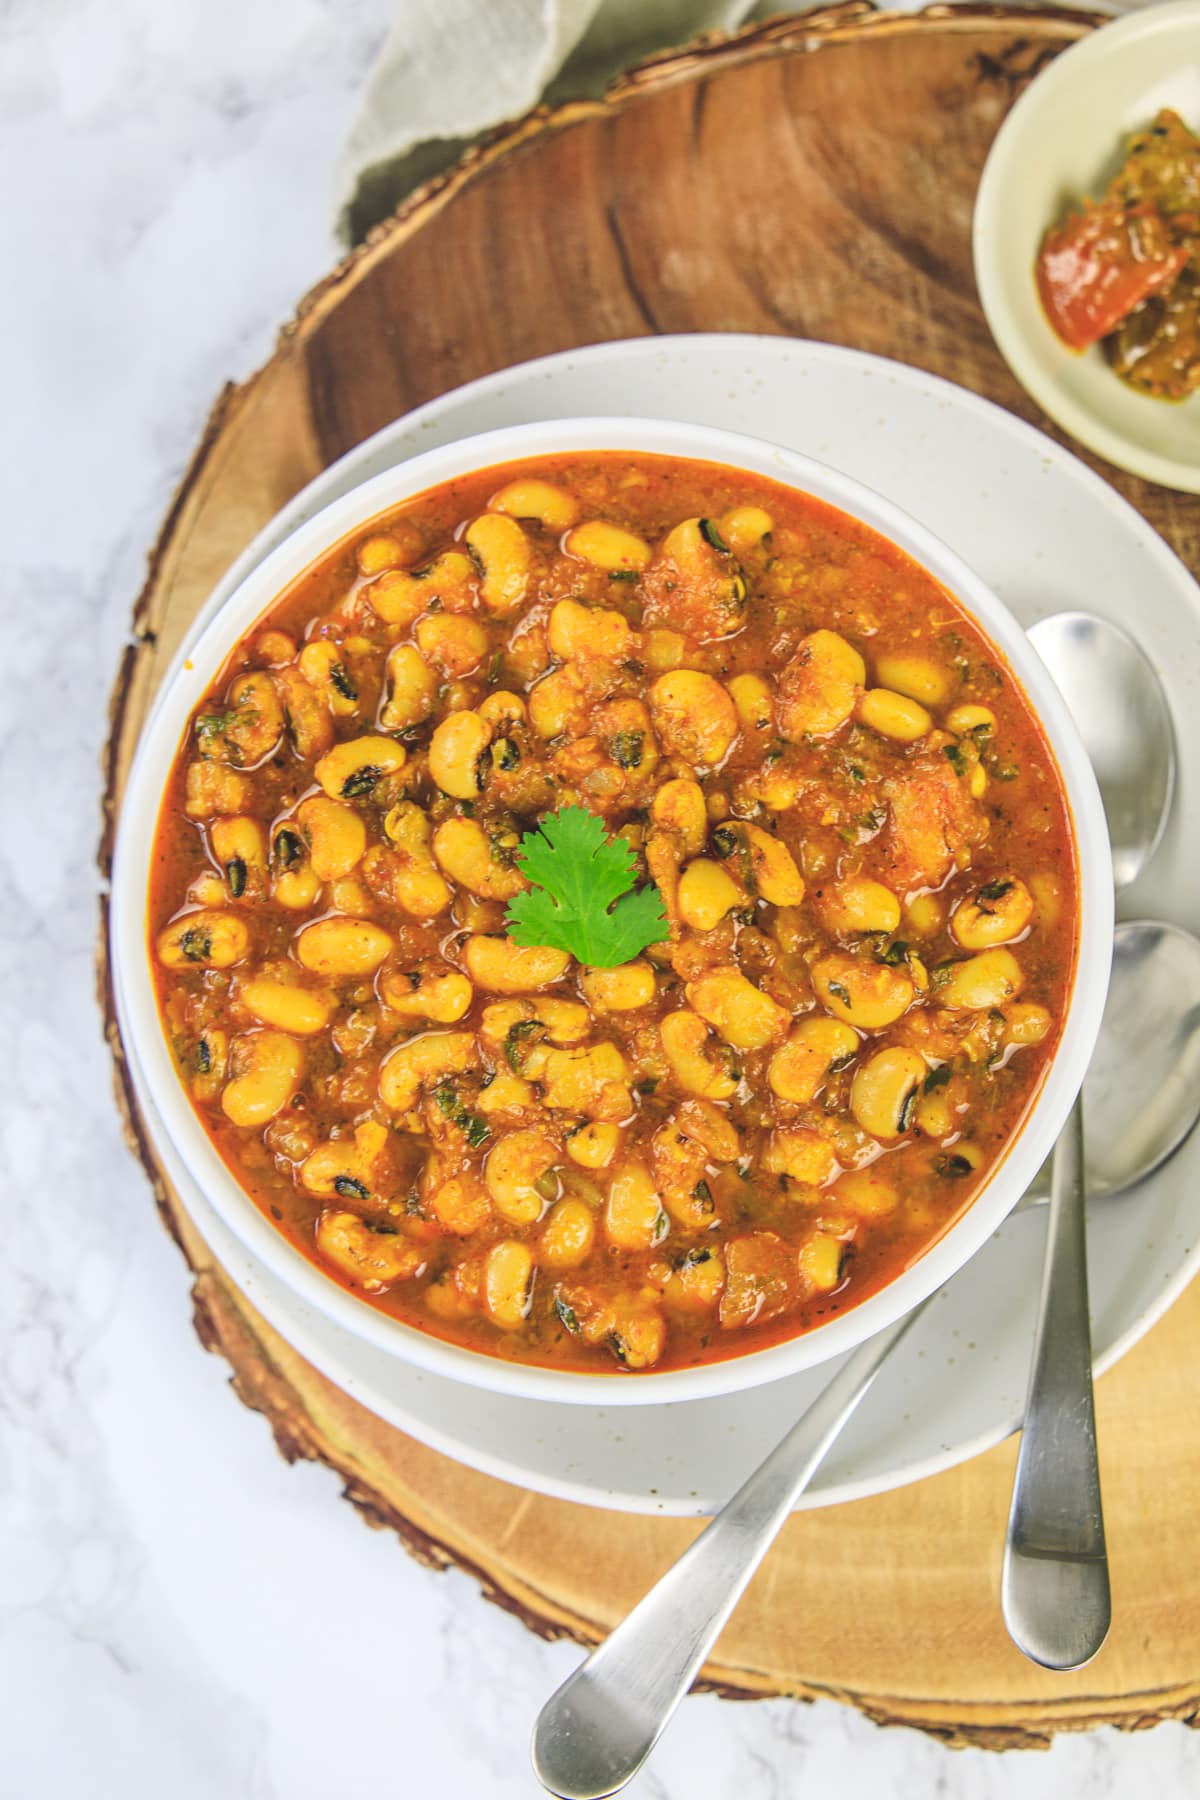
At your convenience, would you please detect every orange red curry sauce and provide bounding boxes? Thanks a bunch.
[148,453,1078,1373]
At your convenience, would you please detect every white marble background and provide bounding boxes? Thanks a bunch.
[2,1,1198,1795]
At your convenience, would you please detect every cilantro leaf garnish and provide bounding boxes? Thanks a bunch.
[504,805,668,967]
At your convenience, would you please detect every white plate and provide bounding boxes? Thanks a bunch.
[134,334,1200,1515]
[973,1,1200,492]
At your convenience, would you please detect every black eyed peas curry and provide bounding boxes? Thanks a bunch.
[149,453,1078,1373]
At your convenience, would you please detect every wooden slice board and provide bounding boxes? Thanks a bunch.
[99,3,1200,1745]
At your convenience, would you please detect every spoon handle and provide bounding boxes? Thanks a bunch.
[1002,1096,1110,1670]
[531,1304,925,1800]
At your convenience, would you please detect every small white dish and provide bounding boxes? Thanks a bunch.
[974,0,1200,493]
[113,335,1200,1514]
[110,411,1110,1410]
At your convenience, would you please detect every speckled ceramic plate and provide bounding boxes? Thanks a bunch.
[134,335,1200,1516]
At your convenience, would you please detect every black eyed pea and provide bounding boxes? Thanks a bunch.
[858,687,933,743]
[315,1209,426,1291]
[604,1159,669,1251]
[483,1240,536,1329]
[379,644,438,732]
[209,815,267,900]
[296,795,367,882]
[489,477,579,532]
[1003,1001,1052,1047]
[201,670,285,767]
[237,977,336,1036]
[677,857,742,932]
[426,1171,492,1236]
[478,689,527,731]
[528,665,586,739]
[565,1121,622,1169]
[579,961,656,1013]
[657,518,748,637]
[479,996,591,1052]
[719,505,774,553]
[185,760,252,820]
[313,734,407,802]
[539,1197,596,1269]
[433,816,527,901]
[295,917,394,979]
[563,520,652,575]
[475,1071,536,1115]
[950,877,1035,950]
[660,1009,739,1100]
[768,1016,861,1104]
[547,597,637,665]
[297,640,359,718]
[367,550,478,629]
[191,1027,228,1101]
[664,1247,726,1312]
[299,1119,388,1199]
[817,875,902,936]
[728,673,775,736]
[797,1226,849,1293]
[464,512,533,615]
[415,613,490,678]
[429,710,491,799]
[157,908,250,970]
[274,665,335,762]
[607,1298,667,1369]
[356,522,423,576]
[739,824,805,906]
[379,802,453,919]
[648,670,739,766]
[379,960,474,1024]
[812,951,915,1029]
[378,1029,479,1114]
[191,867,239,907]
[939,1140,984,1177]
[873,653,952,708]
[485,1129,559,1224]
[763,1127,839,1186]
[685,967,790,1052]
[1029,871,1063,929]
[902,890,944,938]
[253,629,296,667]
[220,1030,304,1127]
[945,702,997,737]
[916,1078,957,1140]
[777,629,866,741]
[832,1165,899,1217]
[534,1042,632,1119]
[934,947,1024,1010]
[463,935,571,993]
[270,826,322,912]
[650,777,708,856]
[849,1046,927,1139]
[328,875,372,917]
[676,1098,742,1163]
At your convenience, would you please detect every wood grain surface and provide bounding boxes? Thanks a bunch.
[99,3,1200,1745]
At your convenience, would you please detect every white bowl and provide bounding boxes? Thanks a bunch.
[110,416,1113,1407]
[974,1,1200,492]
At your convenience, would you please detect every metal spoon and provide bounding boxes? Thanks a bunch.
[532,612,1186,1796]
[1020,920,1200,1207]
[1002,611,1176,1672]
[531,916,1200,1800]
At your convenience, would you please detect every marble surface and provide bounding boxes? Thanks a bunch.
[3,1,1199,1795]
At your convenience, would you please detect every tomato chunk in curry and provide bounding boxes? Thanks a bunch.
[149,453,1078,1374]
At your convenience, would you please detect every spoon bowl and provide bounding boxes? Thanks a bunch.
[1021,919,1200,1205]
[1028,611,1174,888]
